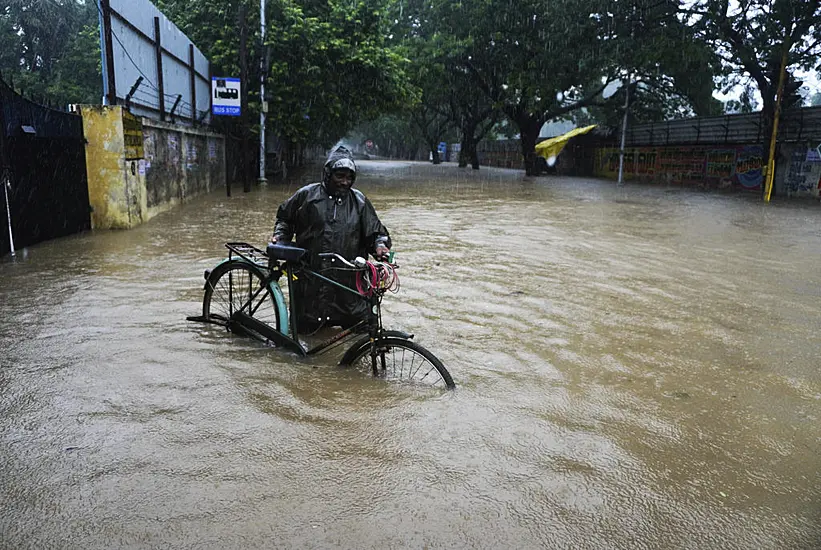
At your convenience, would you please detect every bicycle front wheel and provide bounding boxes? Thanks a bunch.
[203,261,283,333]
[347,337,455,389]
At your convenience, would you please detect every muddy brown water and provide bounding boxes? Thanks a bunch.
[1,160,820,549]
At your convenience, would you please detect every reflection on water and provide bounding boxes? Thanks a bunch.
[1,161,820,549]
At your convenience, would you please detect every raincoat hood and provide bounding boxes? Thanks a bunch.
[323,146,357,185]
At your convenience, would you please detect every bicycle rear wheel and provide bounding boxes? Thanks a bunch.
[203,261,283,333]
[346,337,455,389]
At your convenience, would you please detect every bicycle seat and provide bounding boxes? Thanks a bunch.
[266,242,307,262]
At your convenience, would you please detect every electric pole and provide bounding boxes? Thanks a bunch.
[239,4,250,192]
[258,0,268,185]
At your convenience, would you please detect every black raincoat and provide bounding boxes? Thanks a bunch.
[273,148,391,329]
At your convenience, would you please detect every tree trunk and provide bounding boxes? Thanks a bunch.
[429,142,441,164]
[507,110,543,176]
[520,123,541,176]
[470,145,480,170]
[761,93,776,198]
[458,136,468,168]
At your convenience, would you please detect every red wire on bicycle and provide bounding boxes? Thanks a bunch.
[357,261,399,296]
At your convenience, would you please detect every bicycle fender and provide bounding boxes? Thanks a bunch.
[338,330,414,366]
[269,283,289,337]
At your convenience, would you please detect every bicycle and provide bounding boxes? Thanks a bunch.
[187,242,455,389]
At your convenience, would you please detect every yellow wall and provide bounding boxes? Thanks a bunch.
[80,106,146,229]
[80,106,225,229]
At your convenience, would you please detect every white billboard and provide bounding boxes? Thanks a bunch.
[100,0,211,124]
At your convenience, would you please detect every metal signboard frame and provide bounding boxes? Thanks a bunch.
[99,0,212,124]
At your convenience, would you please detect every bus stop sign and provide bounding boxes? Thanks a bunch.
[212,77,241,116]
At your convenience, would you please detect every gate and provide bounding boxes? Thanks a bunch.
[1,79,90,257]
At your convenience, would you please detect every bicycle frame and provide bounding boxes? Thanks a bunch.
[187,242,458,389]
[222,242,400,358]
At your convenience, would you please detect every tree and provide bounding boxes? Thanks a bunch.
[352,114,426,160]
[413,0,717,175]
[0,0,101,106]
[686,0,821,133]
[571,1,722,130]
[157,0,413,167]
[439,65,499,169]
[435,0,621,175]
[389,0,500,169]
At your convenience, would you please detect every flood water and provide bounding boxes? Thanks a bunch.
[1,160,820,549]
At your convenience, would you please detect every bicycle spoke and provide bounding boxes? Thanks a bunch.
[204,263,281,333]
[348,338,452,389]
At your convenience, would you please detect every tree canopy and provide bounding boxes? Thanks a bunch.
[687,0,821,117]
[1,0,818,175]
[0,0,101,106]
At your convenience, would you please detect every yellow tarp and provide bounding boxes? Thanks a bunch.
[535,124,597,160]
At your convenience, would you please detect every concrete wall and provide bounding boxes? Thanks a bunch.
[592,144,765,192]
[81,106,225,229]
[776,143,821,199]
[142,118,225,219]
[589,143,821,199]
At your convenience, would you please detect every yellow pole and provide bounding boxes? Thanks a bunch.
[764,49,788,202]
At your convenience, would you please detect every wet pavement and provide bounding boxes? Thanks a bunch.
[1,160,820,549]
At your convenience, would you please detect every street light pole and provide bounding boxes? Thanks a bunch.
[617,75,630,186]
[764,48,788,202]
[258,0,268,185]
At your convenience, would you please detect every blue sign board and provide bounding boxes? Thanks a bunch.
[212,77,241,117]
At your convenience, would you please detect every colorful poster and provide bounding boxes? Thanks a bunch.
[657,147,707,182]
[706,149,735,179]
[735,145,763,189]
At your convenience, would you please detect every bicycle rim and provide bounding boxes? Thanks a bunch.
[347,337,455,389]
[203,262,281,332]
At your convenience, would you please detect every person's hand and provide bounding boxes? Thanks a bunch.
[374,244,390,262]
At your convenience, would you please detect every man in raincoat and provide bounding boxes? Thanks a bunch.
[272,146,391,331]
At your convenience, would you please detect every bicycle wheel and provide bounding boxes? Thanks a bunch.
[203,261,283,333]
[346,337,455,389]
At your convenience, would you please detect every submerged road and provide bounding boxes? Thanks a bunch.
[1,160,820,548]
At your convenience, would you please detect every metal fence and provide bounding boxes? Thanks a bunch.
[626,106,821,147]
[1,79,90,257]
[99,0,211,124]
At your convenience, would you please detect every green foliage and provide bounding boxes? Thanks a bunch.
[689,0,821,114]
[351,114,426,159]
[573,1,723,128]
[0,0,101,106]
[158,0,413,148]
[267,0,413,146]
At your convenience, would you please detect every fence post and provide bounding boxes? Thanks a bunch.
[154,17,165,121]
[0,84,14,256]
[208,61,213,123]
[189,44,196,123]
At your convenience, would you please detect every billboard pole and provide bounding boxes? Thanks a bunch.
[258,0,268,185]
[99,0,117,105]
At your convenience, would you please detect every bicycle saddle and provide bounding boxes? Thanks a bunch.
[266,242,307,262]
